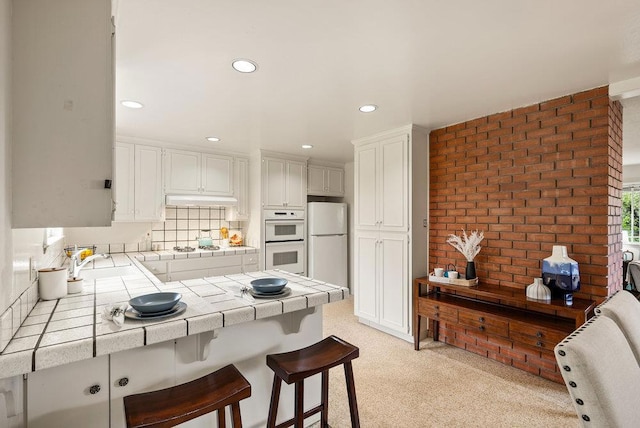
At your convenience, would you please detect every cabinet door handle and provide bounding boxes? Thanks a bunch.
[89,384,101,395]
[117,377,129,387]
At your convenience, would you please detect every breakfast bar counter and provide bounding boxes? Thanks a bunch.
[0,253,348,427]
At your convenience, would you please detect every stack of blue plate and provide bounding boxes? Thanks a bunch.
[250,278,290,297]
[127,292,185,318]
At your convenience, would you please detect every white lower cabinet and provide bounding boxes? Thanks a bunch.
[140,253,261,282]
[26,343,176,428]
[27,356,110,428]
[167,256,243,281]
[109,342,176,428]
[354,231,409,334]
[242,253,259,273]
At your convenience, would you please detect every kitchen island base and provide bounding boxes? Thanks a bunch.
[27,308,323,428]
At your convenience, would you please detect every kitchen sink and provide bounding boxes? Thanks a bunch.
[79,264,141,280]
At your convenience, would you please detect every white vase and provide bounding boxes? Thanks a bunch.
[526,277,551,301]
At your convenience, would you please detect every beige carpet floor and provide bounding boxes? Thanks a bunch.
[320,296,579,428]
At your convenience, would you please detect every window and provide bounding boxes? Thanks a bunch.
[43,227,64,253]
[622,187,640,243]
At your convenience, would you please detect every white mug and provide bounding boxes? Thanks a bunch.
[434,268,444,277]
[448,271,459,279]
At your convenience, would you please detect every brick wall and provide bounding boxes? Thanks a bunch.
[428,86,623,382]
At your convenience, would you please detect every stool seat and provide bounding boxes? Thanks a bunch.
[267,335,359,384]
[123,364,251,428]
[266,335,360,428]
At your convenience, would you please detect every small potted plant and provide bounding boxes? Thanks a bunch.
[446,229,484,280]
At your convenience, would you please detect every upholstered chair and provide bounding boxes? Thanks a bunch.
[555,315,640,427]
[594,290,640,364]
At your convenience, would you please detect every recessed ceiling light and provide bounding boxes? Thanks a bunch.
[359,104,377,113]
[302,144,313,149]
[232,59,258,73]
[121,100,144,109]
[206,136,220,142]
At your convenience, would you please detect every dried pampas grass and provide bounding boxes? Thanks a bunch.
[447,229,484,261]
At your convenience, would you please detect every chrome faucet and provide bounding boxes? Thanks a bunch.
[69,250,111,278]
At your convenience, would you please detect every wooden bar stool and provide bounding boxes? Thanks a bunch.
[123,364,251,428]
[266,335,360,428]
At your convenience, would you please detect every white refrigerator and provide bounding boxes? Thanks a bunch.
[307,202,348,288]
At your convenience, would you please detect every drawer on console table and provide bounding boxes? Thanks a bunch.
[509,320,572,351]
[418,298,458,322]
[458,309,509,337]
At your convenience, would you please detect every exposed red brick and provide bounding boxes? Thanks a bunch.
[428,85,621,380]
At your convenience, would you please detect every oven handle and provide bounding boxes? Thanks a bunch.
[265,239,305,243]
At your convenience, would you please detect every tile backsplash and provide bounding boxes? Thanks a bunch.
[151,206,244,250]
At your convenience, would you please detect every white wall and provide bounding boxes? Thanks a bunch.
[0,3,23,425]
[623,164,640,185]
[344,162,354,291]
[0,0,12,314]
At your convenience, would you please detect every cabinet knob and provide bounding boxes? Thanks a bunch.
[434,305,439,310]
[536,331,543,338]
[434,312,439,318]
[478,326,485,331]
[117,377,129,387]
[478,317,485,323]
[89,384,101,395]
[536,341,543,347]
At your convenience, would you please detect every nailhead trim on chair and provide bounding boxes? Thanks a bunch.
[555,313,640,426]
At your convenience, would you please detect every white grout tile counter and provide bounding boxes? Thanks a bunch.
[0,252,348,427]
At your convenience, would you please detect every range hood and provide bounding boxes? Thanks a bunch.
[165,194,238,207]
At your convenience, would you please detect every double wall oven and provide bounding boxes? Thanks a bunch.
[264,209,305,275]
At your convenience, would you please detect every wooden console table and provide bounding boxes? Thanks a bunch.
[413,277,597,352]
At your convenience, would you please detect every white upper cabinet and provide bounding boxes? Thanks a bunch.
[201,153,233,195]
[114,143,163,222]
[226,157,250,221]
[354,134,408,232]
[262,156,306,209]
[12,0,114,227]
[165,149,233,196]
[307,165,345,196]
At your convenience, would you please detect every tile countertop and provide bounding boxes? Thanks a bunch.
[0,251,348,380]
[133,245,259,261]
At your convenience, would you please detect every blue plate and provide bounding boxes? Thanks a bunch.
[250,277,288,293]
[125,302,187,320]
[129,292,182,314]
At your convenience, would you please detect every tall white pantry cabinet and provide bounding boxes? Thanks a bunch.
[352,125,429,341]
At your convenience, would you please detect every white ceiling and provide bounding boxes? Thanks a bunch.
[114,0,640,164]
